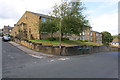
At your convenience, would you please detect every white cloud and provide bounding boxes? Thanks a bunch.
[82,0,119,3]
[0,0,61,29]
[90,12,118,35]
[0,0,118,35]
[0,18,16,27]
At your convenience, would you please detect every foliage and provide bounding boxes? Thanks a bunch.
[112,34,120,39]
[46,37,69,41]
[77,40,88,42]
[29,40,102,46]
[101,31,113,45]
[47,37,56,41]
[18,29,20,32]
[40,18,58,37]
[60,2,89,35]
[40,1,90,38]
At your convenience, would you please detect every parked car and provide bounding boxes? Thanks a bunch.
[2,35,11,41]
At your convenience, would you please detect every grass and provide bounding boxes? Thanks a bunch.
[29,40,103,47]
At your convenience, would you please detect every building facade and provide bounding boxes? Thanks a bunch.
[11,11,49,40]
[0,29,3,36]
[110,38,120,47]
[91,30,102,43]
[63,27,102,43]
[2,25,13,36]
[11,11,102,43]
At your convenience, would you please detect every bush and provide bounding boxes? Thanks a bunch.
[77,40,88,42]
[46,37,69,41]
[47,37,56,41]
[61,38,69,41]
[84,40,88,42]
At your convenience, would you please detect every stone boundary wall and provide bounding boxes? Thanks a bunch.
[12,38,119,56]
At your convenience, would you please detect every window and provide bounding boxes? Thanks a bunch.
[29,28,31,33]
[96,33,99,36]
[42,17,46,22]
[90,32,92,36]
[82,32,85,35]
[81,37,84,40]
[88,32,89,35]
[79,33,81,35]
[90,38,92,41]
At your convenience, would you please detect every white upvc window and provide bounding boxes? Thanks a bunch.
[82,32,85,35]
[90,32,92,36]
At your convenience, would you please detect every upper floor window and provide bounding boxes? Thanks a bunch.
[29,28,31,33]
[41,17,46,22]
[96,33,99,36]
[90,32,92,36]
[82,32,85,35]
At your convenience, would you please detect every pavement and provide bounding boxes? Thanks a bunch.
[2,41,119,78]
[9,41,59,58]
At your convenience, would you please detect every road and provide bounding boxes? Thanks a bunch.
[2,41,118,78]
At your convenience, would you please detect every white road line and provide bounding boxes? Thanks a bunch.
[58,58,70,61]
[50,59,55,62]
[29,54,45,59]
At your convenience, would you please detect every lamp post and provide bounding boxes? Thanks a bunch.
[59,0,63,55]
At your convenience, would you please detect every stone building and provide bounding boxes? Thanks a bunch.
[91,30,102,43]
[11,11,102,43]
[63,27,102,43]
[11,11,49,40]
[0,29,3,36]
[110,38,120,47]
[2,25,13,36]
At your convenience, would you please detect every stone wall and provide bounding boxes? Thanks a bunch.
[110,47,120,51]
[12,38,119,56]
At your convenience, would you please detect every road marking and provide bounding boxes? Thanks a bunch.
[58,58,70,61]
[29,54,45,59]
[50,59,55,62]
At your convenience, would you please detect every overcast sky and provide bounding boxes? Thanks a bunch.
[0,0,119,35]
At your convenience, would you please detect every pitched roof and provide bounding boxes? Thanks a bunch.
[91,30,101,34]
[28,11,50,18]
[112,38,120,43]
[4,25,13,30]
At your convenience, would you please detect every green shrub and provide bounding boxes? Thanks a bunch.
[47,37,56,41]
[46,37,69,41]
[84,40,88,42]
[62,38,69,41]
[77,40,88,42]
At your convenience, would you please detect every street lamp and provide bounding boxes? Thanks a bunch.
[59,0,63,55]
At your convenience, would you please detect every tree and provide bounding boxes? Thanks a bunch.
[112,33,120,39]
[40,1,89,39]
[40,18,58,37]
[50,1,89,36]
[101,31,113,45]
